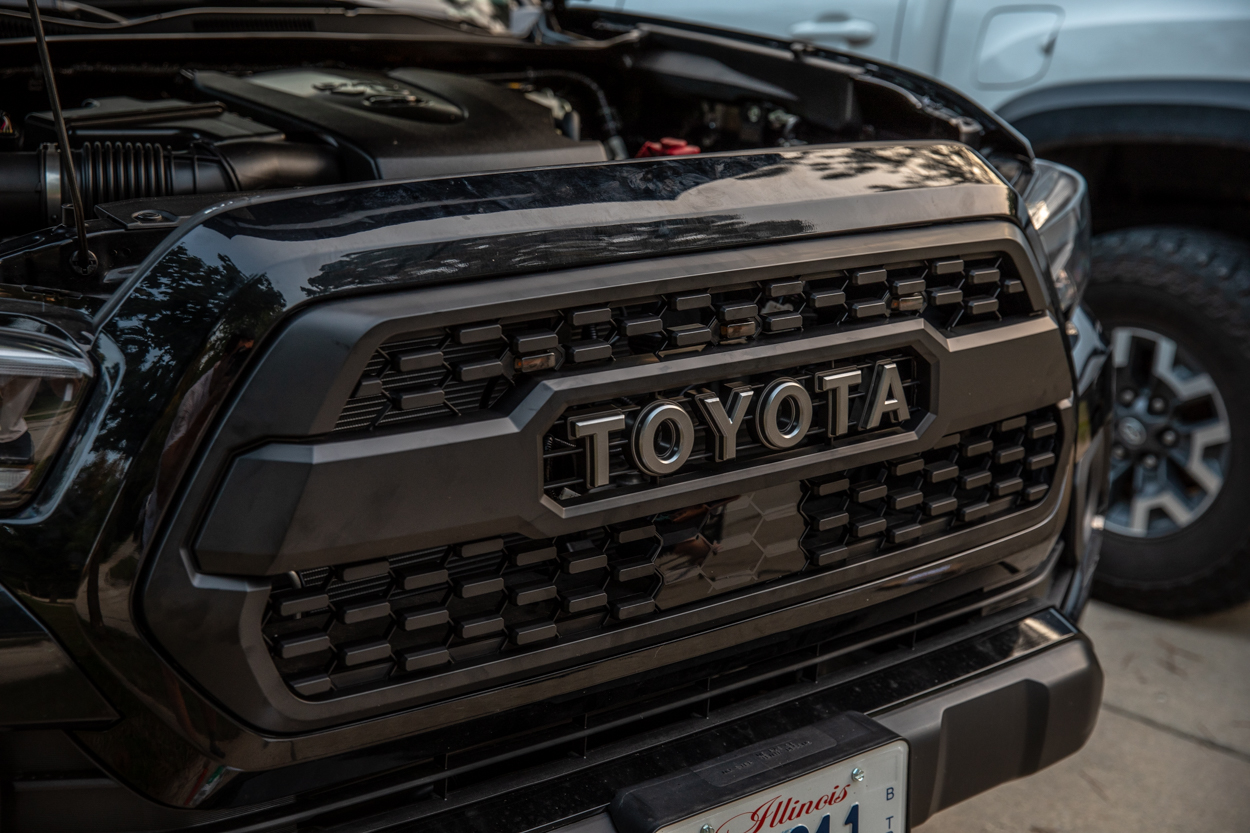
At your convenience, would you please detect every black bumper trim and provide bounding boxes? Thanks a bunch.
[877,627,1101,826]
[292,607,1099,833]
[0,584,117,728]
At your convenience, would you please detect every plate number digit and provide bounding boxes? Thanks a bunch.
[842,804,859,833]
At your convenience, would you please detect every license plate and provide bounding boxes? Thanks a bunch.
[656,740,909,833]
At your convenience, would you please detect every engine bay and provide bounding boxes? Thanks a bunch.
[2,67,630,232]
[0,8,1030,298]
[3,62,862,231]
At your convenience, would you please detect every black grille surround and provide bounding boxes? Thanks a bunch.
[148,219,1077,737]
[334,252,1031,433]
[265,408,1061,699]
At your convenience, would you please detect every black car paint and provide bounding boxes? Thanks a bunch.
[0,583,117,727]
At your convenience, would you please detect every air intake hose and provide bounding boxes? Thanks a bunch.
[0,140,340,233]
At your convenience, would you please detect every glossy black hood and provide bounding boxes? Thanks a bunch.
[99,141,1023,328]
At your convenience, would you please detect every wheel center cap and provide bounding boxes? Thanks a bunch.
[1118,416,1148,447]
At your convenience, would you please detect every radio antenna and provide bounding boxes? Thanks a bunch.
[26,0,95,276]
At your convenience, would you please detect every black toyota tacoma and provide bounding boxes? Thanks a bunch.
[0,1,1111,831]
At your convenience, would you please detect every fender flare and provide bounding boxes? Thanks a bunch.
[996,80,1250,151]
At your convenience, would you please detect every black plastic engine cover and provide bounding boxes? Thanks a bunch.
[194,67,609,180]
[24,96,283,148]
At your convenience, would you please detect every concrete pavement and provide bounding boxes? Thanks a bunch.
[915,599,1250,832]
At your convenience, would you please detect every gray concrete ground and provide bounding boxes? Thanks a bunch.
[916,599,1250,833]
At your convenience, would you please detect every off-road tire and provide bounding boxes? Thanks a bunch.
[1087,226,1250,617]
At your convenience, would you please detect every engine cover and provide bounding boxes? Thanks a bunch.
[194,68,608,180]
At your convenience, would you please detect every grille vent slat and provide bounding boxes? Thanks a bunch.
[267,407,1061,700]
[332,253,1035,433]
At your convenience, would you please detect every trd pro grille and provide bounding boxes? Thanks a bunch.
[333,252,1034,433]
[265,408,1060,699]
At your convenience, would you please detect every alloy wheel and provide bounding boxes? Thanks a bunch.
[1106,327,1232,538]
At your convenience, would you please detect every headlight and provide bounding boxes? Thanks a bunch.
[0,321,93,510]
[1024,159,1091,314]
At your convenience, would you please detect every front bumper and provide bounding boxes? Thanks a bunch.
[296,605,1101,833]
[880,612,1100,823]
[0,583,1101,832]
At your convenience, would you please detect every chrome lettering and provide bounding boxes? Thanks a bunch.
[572,363,910,483]
[754,378,813,450]
[692,386,755,461]
[861,361,910,430]
[813,368,862,438]
[631,400,695,476]
[567,411,625,488]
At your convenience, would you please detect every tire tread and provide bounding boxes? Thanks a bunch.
[1089,226,1250,617]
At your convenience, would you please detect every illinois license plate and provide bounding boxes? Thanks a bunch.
[656,740,909,833]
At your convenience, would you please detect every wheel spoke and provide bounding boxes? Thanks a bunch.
[1111,328,1133,369]
[1182,419,1230,494]
[1128,490,1197,534]
[1148,335,1220,403]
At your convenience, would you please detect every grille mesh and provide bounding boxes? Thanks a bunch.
[266,407,1061,699]
[333,252,1034,433]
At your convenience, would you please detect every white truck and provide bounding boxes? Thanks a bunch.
[571,0,1250,615]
